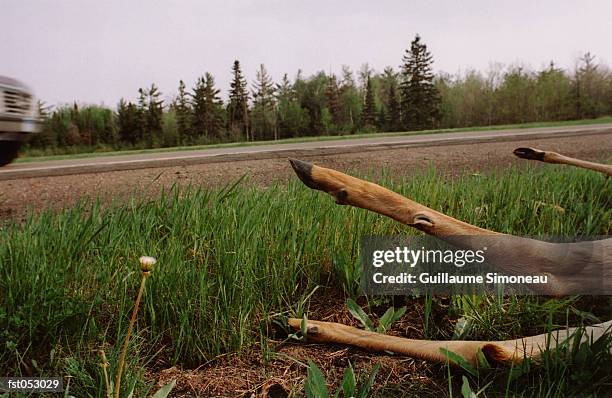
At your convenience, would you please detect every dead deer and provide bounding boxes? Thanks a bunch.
[286,153,611,366]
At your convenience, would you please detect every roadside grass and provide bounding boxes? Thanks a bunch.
[0,164,610,396]
[17,115,612,163]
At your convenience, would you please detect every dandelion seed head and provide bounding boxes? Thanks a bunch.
[139,256,157,272]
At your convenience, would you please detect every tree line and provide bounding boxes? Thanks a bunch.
[29,36,612,154]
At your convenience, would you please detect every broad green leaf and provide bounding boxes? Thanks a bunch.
[346,298,374,331]
[341,363,357,397]
[377,307,396,333]
[305,360,329,398]
[378,306,407,333]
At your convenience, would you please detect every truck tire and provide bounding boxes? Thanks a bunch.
[0,141,22,166]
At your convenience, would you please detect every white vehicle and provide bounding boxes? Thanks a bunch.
[0,76,41,166]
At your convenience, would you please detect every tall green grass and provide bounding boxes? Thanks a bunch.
[0,164,610,396]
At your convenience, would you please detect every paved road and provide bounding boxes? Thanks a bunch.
[2,123,611,180]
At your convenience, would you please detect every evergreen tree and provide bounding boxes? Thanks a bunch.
[192,73,225,142]
[387,82,401,131]
[191,76,207,142]
[117,98,140,145]
[376,67,401,131]
[136,88,148,144]
[276,73,292,98]
[145,84,164,146]
[573,52,607,119]
[400,35,440,130]
[361,75,376,128]
[227,60,250,140]
[175,80,193,144]
[251,64,277,140]
[325,74,344,128]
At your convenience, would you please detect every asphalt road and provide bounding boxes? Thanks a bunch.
[1,123,611,180]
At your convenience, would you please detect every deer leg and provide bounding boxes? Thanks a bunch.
[288,159,611,294]
[288,318,612,367]
[514,147,612,177]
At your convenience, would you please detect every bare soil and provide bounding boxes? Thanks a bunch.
[1,133,610,222]
[152,292,453,397]
[150,293,611,397]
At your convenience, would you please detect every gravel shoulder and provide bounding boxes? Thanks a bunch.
[1,132,610,221]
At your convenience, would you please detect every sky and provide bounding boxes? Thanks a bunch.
[2,0,611,108]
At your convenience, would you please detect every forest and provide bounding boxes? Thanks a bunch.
[28,36,612,155]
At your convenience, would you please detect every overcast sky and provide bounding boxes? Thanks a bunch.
[2,0,611,107]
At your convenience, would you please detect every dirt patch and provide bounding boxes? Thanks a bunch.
[153,345,444,397]
[1,133,610,222]
[150,292,452,397]
[147,293,611,397]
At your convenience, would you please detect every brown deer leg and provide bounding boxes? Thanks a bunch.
[288,159,611,295]
[289,158,497,236]
[514,147,612,177]
[287,159,611,366]
[287,318,612,367]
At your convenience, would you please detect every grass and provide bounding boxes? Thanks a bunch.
[17,115,612,163]
[0,164,611,396]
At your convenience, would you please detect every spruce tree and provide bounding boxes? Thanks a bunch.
[117,99,140,145]
[227,60,250,140]
[400,35,440,130]
[362,76,377,128]
[325,74,344,128]
[276,73,294,105]
[135,85,163,147]
[574,52,599,119]
[387,82,401,131]
[146,84,164,147]
[251,64,277,140]
[137,88,148,144]
[192,73,224,141]
[175,80,193,144]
